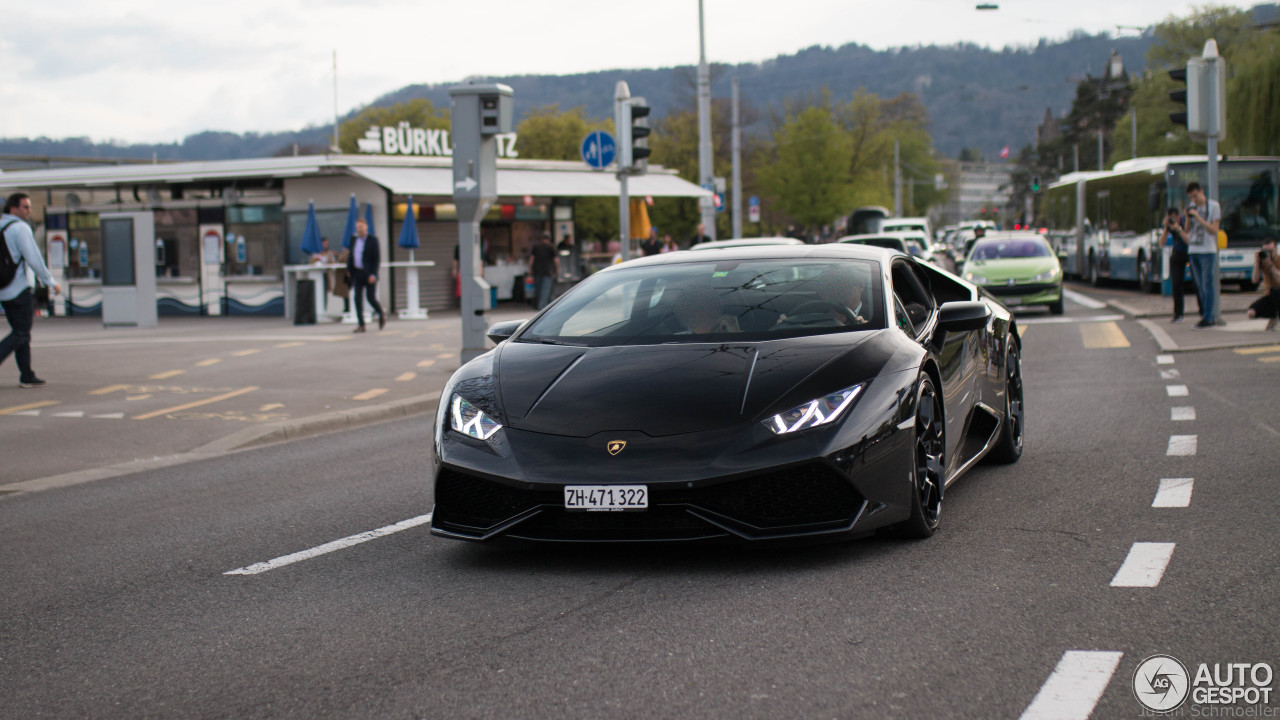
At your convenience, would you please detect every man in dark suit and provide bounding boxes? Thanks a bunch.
[345,219,385,332]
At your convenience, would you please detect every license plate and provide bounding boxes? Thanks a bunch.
[564,485,648,511]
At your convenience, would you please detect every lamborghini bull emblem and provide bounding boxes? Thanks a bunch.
[607,440,627,456]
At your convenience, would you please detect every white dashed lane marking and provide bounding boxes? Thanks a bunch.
[225,513,432,575]
[1062,288,1109,310]
[1166,435,1197,456]
[1156,354,1175,365]
[1153,478,1194,508]
[1111,542,1176,587]
[1019,650,1124,720]
[1171,407,1196,422]
[1160,368,1180,379]
[1166,385,1189,397]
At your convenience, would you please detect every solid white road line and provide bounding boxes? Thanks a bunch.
[1111,542,1176,587]
[1160,369,1181,379]
[1156,355,1175,365]
[1019,650,1124,720]
[1062,288,1109,310]
[1171,407,1196,422]
[1153,478,1194,508]
[1019,314,1124,326]
[1166,435,1197,456]
[224,513,432,576]
[1166,385,1189,397]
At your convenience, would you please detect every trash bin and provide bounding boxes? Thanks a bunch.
[294,278,316,325]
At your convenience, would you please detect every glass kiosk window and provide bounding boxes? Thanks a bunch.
[102,218,136,286]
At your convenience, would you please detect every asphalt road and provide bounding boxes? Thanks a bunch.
[2,294,1277,719]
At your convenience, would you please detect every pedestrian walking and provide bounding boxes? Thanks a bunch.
[345,219,384,332]
[1163,206,1195,323]
[1,192,61,388]
[1183,182,1222,328]
[527,231,559,310]
[1246,239,1280,331]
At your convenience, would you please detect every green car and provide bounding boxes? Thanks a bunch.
[962,233,1064,314]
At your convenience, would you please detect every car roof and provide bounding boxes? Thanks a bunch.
[688,237,805,250]
[612,241,904,270]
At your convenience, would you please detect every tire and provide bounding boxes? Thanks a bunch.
[1048,296,1064,315]
[989,343,1025,464]
[892,375,945,539]
[1137,252,1155,294]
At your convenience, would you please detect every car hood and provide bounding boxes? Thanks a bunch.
[493,332,895,438]
[964,257,1058,282]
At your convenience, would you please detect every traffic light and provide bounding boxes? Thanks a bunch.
[1030,175,1041,193]
[617,97,651,174]
[1168,65,1195,130]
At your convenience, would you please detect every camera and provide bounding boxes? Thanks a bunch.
[1260,249,1271,262]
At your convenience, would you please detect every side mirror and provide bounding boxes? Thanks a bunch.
[938,301,992,332]
[486,319,525,345]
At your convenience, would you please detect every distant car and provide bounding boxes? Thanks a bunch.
[688,237,805,251]
[837,233,938,265]
[962,232,1064,315]
[879,217,936,250]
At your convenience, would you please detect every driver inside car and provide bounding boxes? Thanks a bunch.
[778,265,868,327]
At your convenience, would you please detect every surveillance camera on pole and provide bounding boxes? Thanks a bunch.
[450,83,514,363]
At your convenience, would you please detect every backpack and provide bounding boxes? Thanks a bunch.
[0,219,21,288]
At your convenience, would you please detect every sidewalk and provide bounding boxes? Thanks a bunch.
[1069,282,1279,352]
[0,304,534,491]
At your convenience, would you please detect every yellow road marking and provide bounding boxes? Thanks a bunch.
[1234,345,1280,355]
[437,352,453,359]
[353,388,389,401]
[396,372,416,382]
[231,349,262,357]
[0,400,60,416]
[428,343,445,350]
[126,394,153,401]
[275,342,305,348]
[195,358,222,367]
[416,359,436,368]
[259,403,285,411]
[133,386,258,421]
[89,384,130,396]
[1261,356,1280,364]
[1080,321,1130,349]
[149,369,186,380]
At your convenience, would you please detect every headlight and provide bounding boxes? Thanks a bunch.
[1032,268,1060,282]
[965,273,987,284]
[764,384,864,435]
[450,395,502,440]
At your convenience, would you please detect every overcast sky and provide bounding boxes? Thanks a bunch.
[0,0,1246,144]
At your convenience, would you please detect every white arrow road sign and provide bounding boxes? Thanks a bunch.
[455,177,477,192]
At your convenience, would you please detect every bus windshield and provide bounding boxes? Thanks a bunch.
[1169,161,1279,246]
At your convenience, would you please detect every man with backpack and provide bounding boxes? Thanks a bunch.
[1,192,60,388]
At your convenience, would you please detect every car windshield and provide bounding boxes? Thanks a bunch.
[519,258,885,346]
[970,239,1052,260]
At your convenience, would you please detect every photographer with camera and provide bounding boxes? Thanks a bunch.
[1246,238,1280,331]
[1164,206,1195,323]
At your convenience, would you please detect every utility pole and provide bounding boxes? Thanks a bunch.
[1097,130,1104,170]
[1131,109,1138,159]
[893,139,902,216]
[616,81,632,262]
[331,50,340,152]
[731,77,742,240]
[697,0,715,240]
[1073,144,1079,173]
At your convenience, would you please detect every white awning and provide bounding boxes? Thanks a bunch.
[347,165,710,199]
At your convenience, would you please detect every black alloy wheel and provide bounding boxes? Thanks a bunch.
[990,343,1025,464]
[894,375,945,538]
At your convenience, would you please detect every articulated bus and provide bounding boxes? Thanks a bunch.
[1044,156,1279,291]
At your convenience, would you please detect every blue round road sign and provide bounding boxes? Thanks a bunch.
[581,131,616,169]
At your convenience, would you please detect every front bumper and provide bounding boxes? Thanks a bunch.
[430,409,915,543]
[982,282,1061,306]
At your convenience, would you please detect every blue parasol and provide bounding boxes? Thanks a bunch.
[398,197,420,251]
[340,194,358,248]
[300,200,324,256]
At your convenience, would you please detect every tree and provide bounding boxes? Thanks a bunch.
[758,104,853,229]
[514,105,611,161]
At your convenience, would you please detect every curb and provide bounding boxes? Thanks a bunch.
[0,394,440,498]
[193,393,439,454]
